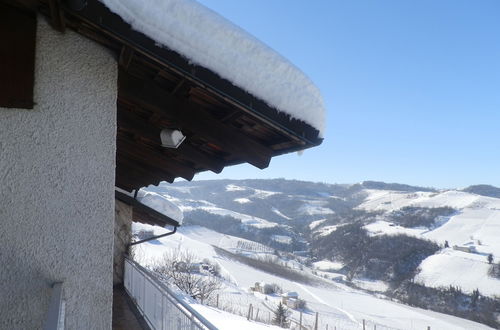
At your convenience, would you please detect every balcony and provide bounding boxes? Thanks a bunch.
[113,257,217,330]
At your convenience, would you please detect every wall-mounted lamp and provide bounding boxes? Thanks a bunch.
[160,129,186,148]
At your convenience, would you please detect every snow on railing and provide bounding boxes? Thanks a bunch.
[124,257,217,330]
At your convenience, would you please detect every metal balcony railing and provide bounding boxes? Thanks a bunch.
[124,257,218,330]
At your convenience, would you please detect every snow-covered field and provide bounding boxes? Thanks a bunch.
[313,259,343,272]
[416,249,500,297]
[359,189,500,297]
[180,205,278,229]
[132,224,494,330]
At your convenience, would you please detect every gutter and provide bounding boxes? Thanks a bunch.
[129,225,177,247]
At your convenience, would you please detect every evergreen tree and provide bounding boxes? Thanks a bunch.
[444,240,449,248]
[273,302,289,328]
[487,253,493,264]
[471,288,480,309]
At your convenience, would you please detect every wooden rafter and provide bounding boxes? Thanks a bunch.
[119,70,273,169]
[117,107,225,174]
[117,136,196,181]
[28,0,323,190]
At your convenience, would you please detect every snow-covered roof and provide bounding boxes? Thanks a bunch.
[282,291,299,298]
[137,190,184,225]
[100,0,326,136]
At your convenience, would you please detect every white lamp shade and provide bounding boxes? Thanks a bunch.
[160,129,186,148]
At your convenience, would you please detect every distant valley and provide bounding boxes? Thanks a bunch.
[139,179,500,328]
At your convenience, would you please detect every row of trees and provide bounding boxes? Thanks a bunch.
[311,222,440,283]
[392,282,500,328]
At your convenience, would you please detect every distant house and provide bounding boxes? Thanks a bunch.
[281,291,300,308]
[1,0,324,328]
[253,282,275,294]
[453,245,477,253]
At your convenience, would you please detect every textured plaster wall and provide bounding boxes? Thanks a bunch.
[0,18,117,329]
[114,200,132,285]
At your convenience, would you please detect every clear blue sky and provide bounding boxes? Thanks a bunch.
[193,0,500,189]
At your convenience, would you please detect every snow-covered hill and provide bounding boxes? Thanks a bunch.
[356,188,500,296]
[138,179,500,327]
[132,224,494,330]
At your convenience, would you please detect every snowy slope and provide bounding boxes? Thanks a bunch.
[416,249,500,297]
[141,180,500,302]
[358,189,500,297]
[132,224,494,330]
[181,205,278,229]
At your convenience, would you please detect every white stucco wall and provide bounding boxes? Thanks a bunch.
[0,17,117,329]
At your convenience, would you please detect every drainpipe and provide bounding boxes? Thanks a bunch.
[127,189,179,246]
[129,226,178,247]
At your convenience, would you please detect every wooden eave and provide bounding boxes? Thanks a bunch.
[27,0,323,191]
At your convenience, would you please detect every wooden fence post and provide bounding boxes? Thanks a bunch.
[247,304,252,320]
[363,319,366,330]
[216,294,219,308]
[314,312,319,330]
[299,311,302,329]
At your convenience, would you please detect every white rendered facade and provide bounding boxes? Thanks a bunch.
[0,17,117,329]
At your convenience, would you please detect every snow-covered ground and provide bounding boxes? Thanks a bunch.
[309,219,327,230]
[179,205,278,229]
[271,235,292,244]
[359,189,500,297]
[416,249,500,297]
[313,259,343,272]
[235,198,252,204]
[131,224,494,330]
[298,200,334,216]
[271,207,291,220]
[359,189,500,213]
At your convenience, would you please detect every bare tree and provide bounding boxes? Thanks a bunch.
[152,250,221,302]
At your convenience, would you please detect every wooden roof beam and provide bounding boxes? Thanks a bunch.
[116,155,173,186]
[116,166,159,191]
[117,135,196,181]
[117,106,225,173]
[3,0,38,11]
[119,70,273,169]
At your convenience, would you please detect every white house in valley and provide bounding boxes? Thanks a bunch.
[0,0,325,329]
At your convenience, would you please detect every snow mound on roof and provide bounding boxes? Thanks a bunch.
[101,0,326,135]
[137,191,184,224]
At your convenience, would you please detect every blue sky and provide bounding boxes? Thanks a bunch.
[193,0,500,189]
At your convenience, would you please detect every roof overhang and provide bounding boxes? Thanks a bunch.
[21,0,324,191]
